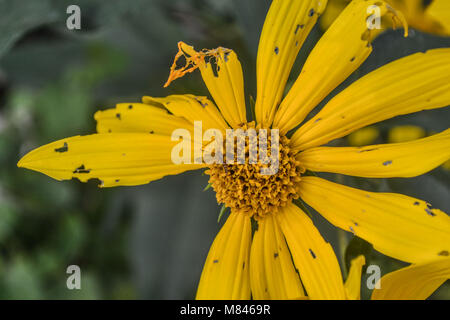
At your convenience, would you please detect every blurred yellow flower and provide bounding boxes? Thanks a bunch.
[442,159,450,171]
[322,0,450,36]
[348,126,380,146]
[388,125,426,143]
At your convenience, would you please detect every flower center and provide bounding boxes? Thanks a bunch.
[206,122,304,219]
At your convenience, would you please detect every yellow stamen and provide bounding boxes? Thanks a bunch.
[206,122,305,219]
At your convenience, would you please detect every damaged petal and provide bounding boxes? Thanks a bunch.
[164,41,232,87]
[54,142,68,153]
[73,164,91,174]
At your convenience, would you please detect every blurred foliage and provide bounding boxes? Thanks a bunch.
[0,0,449,299]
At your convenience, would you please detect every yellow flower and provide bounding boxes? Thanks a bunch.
[18,0,450,299]
[348,126,380,146]
[345,255,450,300]
[322,0,450,36]
[443,159,450,171]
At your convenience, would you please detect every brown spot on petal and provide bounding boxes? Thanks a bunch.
[73,165,90,174]
[54,142,68,153]
[425,208,436,217]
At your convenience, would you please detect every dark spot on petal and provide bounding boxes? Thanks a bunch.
[149,130,154,134]
[115,179,120,183]
[73,165,90,174]
[438,250,449,256]
[350,57,356,62]
[383,160,392,166]
[224,51,230,62]
[309,8,315,16]
[413,201,420,206]
[314,118,322,123]
[213,259,219,263]
[128,105,133,109]
[274,253,279,258]
[195,98,208,108]
[295,24,301,34]
[206,56,220,77]
[274,47,279,54]
[116,113,121,120]
[242,262,245,269]
[357,148,378,153]
[55,142,68,153]
[309,249,316,259]
[425,208,436,217]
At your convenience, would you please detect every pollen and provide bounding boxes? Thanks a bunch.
[206,122,304,219]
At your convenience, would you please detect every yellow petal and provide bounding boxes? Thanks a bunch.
[165,42,246,128]
[142,94,229,133]
[196,211,252,300]
[249,214,305,300]
[297,129,450,178]
[345,255,366,300]
[388,125,426,143]
[273,0,407,134]
[276,202,346,300]
[94,102,192,134]
[17,133,205,187]
[298,177,450,264]
[290,48,450,152]
[254,0,328,127]
[371,258,450,300]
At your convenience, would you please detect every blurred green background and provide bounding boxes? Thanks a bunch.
[0,0,449,299]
